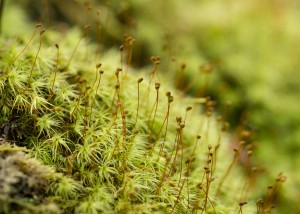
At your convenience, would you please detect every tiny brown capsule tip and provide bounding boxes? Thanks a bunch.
[180,122,185,128]
[55,44,59,49]
[117,67,122,72]
[208,144,212,150]
[155,82,161,89]
[166,91,171,97]
[137,77,143,83]
[239,201,247,206]
[119,45,124,51]
[84,24,90,29]
[40,29,46,35]
[181,63,186,69]
[99,70,104,74]
[36,23,42,28]
[196,135,201,139]
[256,199,264,205]
[186,106,192,111]
[185,158,191,164]
[96,63,102,68]
[168,96,174,103]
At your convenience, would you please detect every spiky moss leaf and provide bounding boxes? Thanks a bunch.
[37,113,60,137]
[51,177,82,200]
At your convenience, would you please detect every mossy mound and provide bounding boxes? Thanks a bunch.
[0,2,287,214]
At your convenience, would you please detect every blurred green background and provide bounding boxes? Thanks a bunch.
[2,0,300,213]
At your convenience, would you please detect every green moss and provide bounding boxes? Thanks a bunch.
[0,1,287,214]
[0,143,61,214]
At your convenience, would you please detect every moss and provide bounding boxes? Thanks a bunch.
[0,142,61,214]
[0,1,287,214]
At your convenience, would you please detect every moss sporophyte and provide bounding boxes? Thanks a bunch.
[0,2,286,214]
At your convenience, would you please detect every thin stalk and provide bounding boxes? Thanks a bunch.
[28,29,45,85]
[9,23,42,68]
